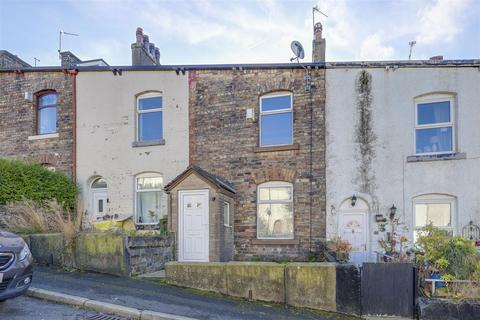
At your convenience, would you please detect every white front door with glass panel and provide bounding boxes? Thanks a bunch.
[339,212,367,266]
[91,189,107,221]
[179,190,209,262]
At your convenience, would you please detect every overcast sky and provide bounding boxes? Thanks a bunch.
[1,0,479,66]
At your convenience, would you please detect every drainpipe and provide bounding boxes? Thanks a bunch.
[66,69,78,183]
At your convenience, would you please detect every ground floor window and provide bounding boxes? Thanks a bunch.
[257,181,293,239]
[413,194,455,241]
[135,173,164,224]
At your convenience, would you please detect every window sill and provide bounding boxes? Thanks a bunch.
[28,133,59,140]
[132,139,165,147]
[407,152,466,163]
[252,239,299,245]
[253,143,300,153]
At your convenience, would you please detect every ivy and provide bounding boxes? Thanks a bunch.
[0,158,76,209]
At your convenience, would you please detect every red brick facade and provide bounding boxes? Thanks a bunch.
[0,71,74,177]
[189,68,326,260]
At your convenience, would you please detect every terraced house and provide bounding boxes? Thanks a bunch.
[0,51,76,177]
[325,59,480,265]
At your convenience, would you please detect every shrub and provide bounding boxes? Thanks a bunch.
[0,158,76,209]
[415,224,478,279]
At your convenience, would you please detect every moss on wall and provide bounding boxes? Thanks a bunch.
[74,233,126,276]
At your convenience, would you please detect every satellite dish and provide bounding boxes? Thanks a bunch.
[290,41,305,60]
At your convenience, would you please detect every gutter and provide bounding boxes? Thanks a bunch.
[0,59,478,73]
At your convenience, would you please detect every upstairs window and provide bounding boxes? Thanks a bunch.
[37,91,57,135]
[137,93,163,142]
[257,181,294,239]
[260,93,293,146]
[135,173,164,225]
[415,96,454,155]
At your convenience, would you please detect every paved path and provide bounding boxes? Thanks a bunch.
[32,265,359,320]
[0,295,98,320]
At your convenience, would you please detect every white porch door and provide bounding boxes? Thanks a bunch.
[339,212,368,266]
[91,189,108,221]
[179,190,209,262]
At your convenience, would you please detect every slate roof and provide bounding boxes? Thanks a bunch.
[164,165,236,194]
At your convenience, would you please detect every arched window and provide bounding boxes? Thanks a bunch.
[414,94,455,155]
[259,92,293,147]
[257,181,294,239]
[135,173,164,225]
[37,91,57,135]
[136,92,163,142]
[413,194,456,241]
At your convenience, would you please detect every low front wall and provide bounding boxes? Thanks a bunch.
[418,297,480,320]
[126,236,174,276]
[24,233,174,276]
[165,261,360,315]
[23,233,65,266]
[285,263,337,312]
[227,262,285,303]
[74,233,127,276]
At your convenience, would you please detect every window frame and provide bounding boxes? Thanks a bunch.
[134,172,164,225]
[136,92,163,143]
[223,201,230,227]
[36,90,58,135]
[259,92,293,147]
[413,194,456,240]
[414,95,455,156]
[256,181,294,240]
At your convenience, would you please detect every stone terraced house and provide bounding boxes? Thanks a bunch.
[0,53,76,177]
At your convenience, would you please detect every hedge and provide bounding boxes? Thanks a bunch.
[0,158,76,209]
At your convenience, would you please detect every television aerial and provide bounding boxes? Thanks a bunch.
[290,41,305,61]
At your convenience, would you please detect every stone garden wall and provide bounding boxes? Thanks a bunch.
[23,232,173,276]
[165,261,360,315]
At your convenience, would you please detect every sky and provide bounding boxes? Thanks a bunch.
[0,0,479,67]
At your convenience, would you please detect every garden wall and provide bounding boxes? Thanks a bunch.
[165,261,361,315]
[418,297,480,320]
[23,232,173,276]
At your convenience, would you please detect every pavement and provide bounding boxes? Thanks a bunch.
[29,265,359,320]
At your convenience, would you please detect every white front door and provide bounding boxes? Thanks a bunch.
[91,189,108,221]
[179,190,209,262]
[339,212,368,265]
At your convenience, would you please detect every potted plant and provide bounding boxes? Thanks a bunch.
[327,236,352,263]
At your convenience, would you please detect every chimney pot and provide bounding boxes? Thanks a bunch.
[136,27,143,45]
[149,43,155,56]
[155,47,160,64]
[142,35,149,48]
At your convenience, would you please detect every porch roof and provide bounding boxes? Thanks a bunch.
[164,165,236,195]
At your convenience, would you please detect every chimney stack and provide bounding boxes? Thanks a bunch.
[312,22,326,63]
[429,55,444,61]
[131,27,160,66]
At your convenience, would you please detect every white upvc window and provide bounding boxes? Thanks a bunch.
[135,173,164,225]
[136,92,163,142]
[223,202,230,227]
[413,194,456,241]
[259,92,293,147]
[414,95,455,155]
[257,181,294,239]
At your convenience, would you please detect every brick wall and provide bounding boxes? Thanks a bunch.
[0,71,74,177]
[189,68,326,261]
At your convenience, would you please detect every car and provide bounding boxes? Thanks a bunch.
[0,230,33,301]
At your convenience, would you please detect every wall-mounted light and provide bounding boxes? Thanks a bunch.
[351,194,357,207]
[389,204,397,220]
